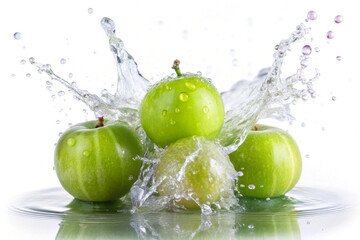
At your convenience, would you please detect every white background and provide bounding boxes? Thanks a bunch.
[0,0,359,239]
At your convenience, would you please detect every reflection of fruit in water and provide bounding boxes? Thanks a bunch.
[229,124,302,198]
[235,196,301,239]
[155,136,236,209]
[56,199,137,240]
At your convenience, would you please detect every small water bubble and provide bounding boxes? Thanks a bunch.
[58,90,65,96]
[301,122,306,127]
[248,225,254,229]
[307,11,317,21]
[306,154,310,158]
[321,127,326,131]
[302,45,312,55]
[29,57,35,64]
[67,138,75,147]
[229,49,236,56]
[83,150,90,157]
[56,120,60,124]
[129,175,134,181]
[315,47,320,53]
[260,185,264,188]
[68,123,72,127]
[60,58,67,64]
[68,73,73,78]
[185,82,196,91]
[334,15,343,24]
[170,119,176,125]
[237,171,243,177]
[266,197,271,201]
[239,184,245,188]
[58,132,63,137]
[51,94,56,99]
[202,106,209,114]
[162,110,168,117]
[332,96,337,101]
[26,73,31,77]
[327,31,335,39]
[336,56,342,61]
[46,81,53,87]
[20,59,26,65]
[87,8,93,14]
[11,74,15,77]
[179,92,189,102]
[182,30,189,39]
[274,45,279,50]
[175,108,180,113]
[248,184,255,190]
[14,32,22,40]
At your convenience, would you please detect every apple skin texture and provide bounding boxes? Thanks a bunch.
[155,136,236,209]
[229,125,302,198]
[55,120,143,202]
[140,74,224,147]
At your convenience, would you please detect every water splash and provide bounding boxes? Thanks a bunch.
[30,17,320,214]
[219,23,319,153]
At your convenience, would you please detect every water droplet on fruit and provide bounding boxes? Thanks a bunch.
[307,11,317,21]
[185,82,196,91]
[334,15,343,23]
[175,108,180,113]
[260,185,264,188]
[162,110,167,116]
[83,150,90,157]
[179,92,189,102]
[248,184,255,190]
[239,184,245,188]
[202,106,209,113]
[266,197,271,201]
[14,32,22,40]
[327,31,335,39]
[165,85,170,91]
[129,175,134,180]
[248,225,254,229]
[67,138,75,147]
[170,119,176,125]
[237,171,243,177]
[302,45,312,55]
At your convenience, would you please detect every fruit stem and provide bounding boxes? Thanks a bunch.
[172,59,182,77]
[95,116,105,128]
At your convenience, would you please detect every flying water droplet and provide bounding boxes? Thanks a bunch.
[67,138,75,146]
[68,73,73,78]
[332,96,337,101]
[56,120,60,124]
[302,45,312,55]
[336,56,342,61]
[29,57,35,64]
[315,47,320,53]
[179,92,189,102]
[88,8,93,14]
[14,32,22,40]
[248,225,254,229]
[232,58,238,67]
[266,197,271,201]
[20,59,26,65]
[334,15,343,24]
[327,31,335,39]
[58,91,65,96]
[237,171,243,177]
[60,58,66,64]
[301,122,306,127]
[248,184,255,190]
[26,73,31,77]
[307,11,317,21]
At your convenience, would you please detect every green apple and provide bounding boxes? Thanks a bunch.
[140,60,224,147]
[55,117,144,202]
[155,136,236,209]
[229,124,302,198]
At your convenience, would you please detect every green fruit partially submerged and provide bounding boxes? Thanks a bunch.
[229,124,302,198]
[155,136,236,209]
[55,118,144,202]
